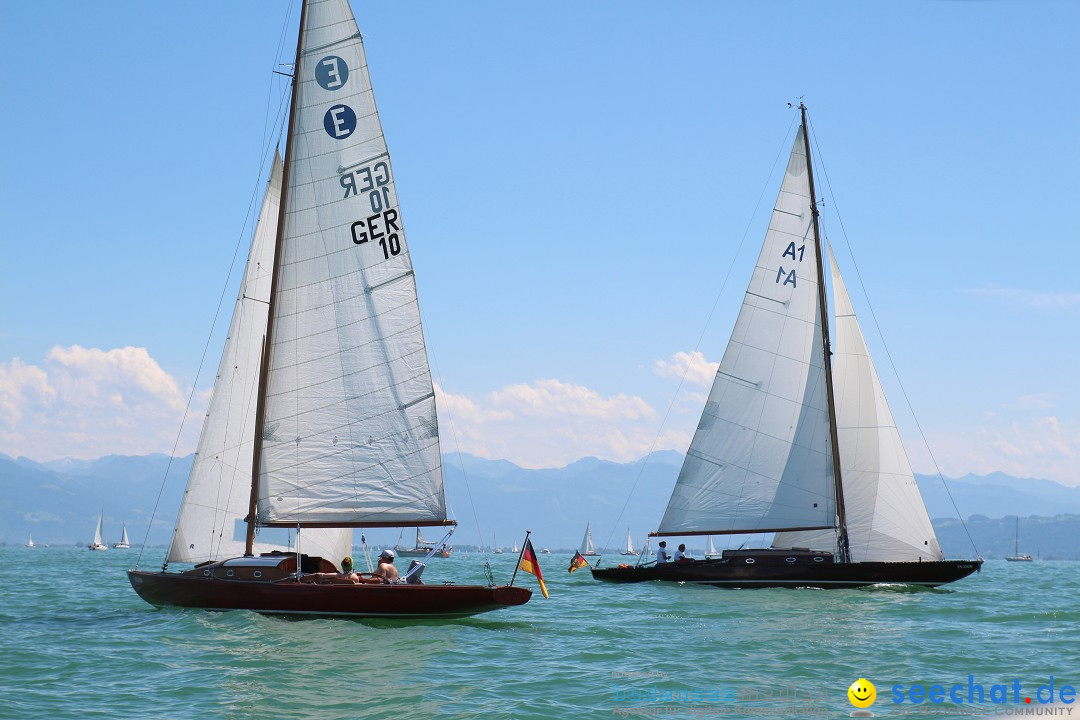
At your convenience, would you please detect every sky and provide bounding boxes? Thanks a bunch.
[1,1,1078,486]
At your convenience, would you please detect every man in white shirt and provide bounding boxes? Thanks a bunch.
[656,541,671,564]
[673,543,688,563]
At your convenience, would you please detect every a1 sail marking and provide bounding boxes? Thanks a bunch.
[776,241,806,288]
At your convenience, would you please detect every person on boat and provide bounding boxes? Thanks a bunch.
[339,556,359,581]
[656,541,671,565]
[674,544,690,563]
[374,549,400,583]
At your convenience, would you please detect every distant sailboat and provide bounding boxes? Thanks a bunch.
[113,525,131,549]
[621,529,636,556]
[88,513,108,551]
[26,534,35,548]
[511,541,520,554]
[580,523,599,557]
[493,534,503,554]
[704,536,720,559]
[540,548,551,554]
[395,527,451,558]
[1006,517,1033,562]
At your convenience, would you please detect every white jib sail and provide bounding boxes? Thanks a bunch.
[258,0,446,527]
[581,524,595,554]
[169,153,351,564]
[658,126,836,536]
[93,514,104,546]
[773,250,942,562]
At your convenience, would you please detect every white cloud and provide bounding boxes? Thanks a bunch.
[653,351,719,388]
[435,379,687,469]
[908,396,1080,487]
[966,287,1080,310]
[0,346,202,461]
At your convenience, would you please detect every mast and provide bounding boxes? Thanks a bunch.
[246,0,308,556]
[799,103,851,563]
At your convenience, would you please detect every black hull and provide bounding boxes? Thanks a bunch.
[590,553,982,589]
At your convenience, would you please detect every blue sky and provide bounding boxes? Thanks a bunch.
[2,2,1078,485]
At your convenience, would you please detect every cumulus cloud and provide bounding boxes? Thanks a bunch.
[435,379,686,469]
[907,395,1080,488]
[653,350,719,388]
[0,346,201,461]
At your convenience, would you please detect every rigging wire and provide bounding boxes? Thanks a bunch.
[599,112,800,554]
[136,6,303,570]
[804,110,981,558]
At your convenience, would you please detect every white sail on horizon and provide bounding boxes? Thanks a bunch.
[256,0,447,528]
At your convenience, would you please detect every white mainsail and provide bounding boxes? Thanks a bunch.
[581,524,596,554]
[657,126,836,536]
[624,529,635,554]
[256,0,447,528]
[705,536,719,557]
[168,152,350,565]
[772,251,942,562]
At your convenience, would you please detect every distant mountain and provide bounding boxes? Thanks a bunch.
[3,451,1078,558]
[0,453,192,548]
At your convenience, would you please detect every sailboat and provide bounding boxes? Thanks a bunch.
[395,528,451,558]
[580,523,599,557]
[26,534,35,548]
[621,529,637,556]
[113,525,131,549]
[88,513,108,551]
[704,536,719,559]
[127,0,530,617]
[493,534,503,554]
[1005,517,1033,562]
[592,105,982,589]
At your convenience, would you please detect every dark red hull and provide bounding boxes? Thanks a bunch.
[128,570,531,618]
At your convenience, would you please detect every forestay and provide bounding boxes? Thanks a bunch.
[257,0,447,527]
[657,127,837,536]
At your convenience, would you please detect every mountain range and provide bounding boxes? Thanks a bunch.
[2,451,1078,559]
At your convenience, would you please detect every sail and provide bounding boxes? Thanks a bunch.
[657,126,836,536]
[706,536,718,555]
[772,251,942,562]
[168,153,351,564]
[625,530,635,554]
[120,526,130,545]
[256,0,447,528]
[581,524,595,554]
[93,514,104,546]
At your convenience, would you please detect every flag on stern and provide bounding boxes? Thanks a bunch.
[518,539,548,598]
[568,550,590,574]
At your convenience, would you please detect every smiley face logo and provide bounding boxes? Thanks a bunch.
[848,678,877,708]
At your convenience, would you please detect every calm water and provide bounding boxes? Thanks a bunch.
[2,547,1076,719]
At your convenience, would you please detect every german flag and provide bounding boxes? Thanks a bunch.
[568,550,590,574]
[518,539,549,598]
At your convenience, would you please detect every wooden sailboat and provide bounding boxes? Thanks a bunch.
[113,525,131,549]
[88,513,108,551]
[1005,517,1033,562]
[621,529,637,556]
[127,0,529,617]
[580,523,600,557]
[592,105,982,589]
